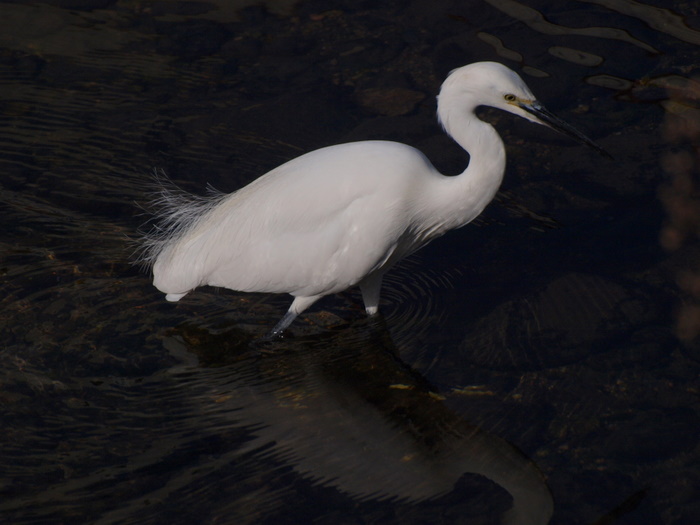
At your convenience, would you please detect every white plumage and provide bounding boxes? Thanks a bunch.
[139,62,605,337]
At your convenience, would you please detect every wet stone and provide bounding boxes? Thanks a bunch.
[459,273,657,370]
[600,407,700,463]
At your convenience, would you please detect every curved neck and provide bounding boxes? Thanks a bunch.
[430,94,506,232]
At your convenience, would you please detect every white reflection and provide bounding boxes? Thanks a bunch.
[172,326,554,525]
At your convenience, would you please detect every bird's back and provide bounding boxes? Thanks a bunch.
[152,140,442,299]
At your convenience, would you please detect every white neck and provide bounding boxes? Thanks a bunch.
[427,92,506,233]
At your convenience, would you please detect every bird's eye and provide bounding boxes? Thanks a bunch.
[504,94,517,102]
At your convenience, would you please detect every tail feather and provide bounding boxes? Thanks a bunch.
[134,170,227,271]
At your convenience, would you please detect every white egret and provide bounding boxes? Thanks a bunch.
[139,62,607,338]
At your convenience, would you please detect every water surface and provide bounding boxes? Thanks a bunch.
[1,1,699,524]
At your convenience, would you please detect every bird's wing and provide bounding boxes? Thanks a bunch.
[154,141,432,297]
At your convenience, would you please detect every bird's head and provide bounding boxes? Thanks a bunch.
[439,62,610,157]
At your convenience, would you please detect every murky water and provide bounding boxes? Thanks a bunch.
[1,1,699,523]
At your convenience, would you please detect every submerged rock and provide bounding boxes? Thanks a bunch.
[460,273,656,370]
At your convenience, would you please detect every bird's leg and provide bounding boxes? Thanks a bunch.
[266,310,298,339]
[265,295,321,339]
[359,272,384,316]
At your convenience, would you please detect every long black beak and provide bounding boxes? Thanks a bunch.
[521,102,611,159]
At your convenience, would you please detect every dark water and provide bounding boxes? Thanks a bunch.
[1,0,699,523]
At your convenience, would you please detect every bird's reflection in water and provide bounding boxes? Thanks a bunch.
[170,319,553,525]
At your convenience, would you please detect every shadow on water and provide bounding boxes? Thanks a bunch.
[185,322,555,524]
[0,318,553,525]
[2,0,700,524]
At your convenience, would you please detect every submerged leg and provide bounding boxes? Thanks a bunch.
[266,295,322,339]
[359,272,384,316]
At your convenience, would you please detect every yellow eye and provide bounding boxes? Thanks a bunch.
[504,94,517,102]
